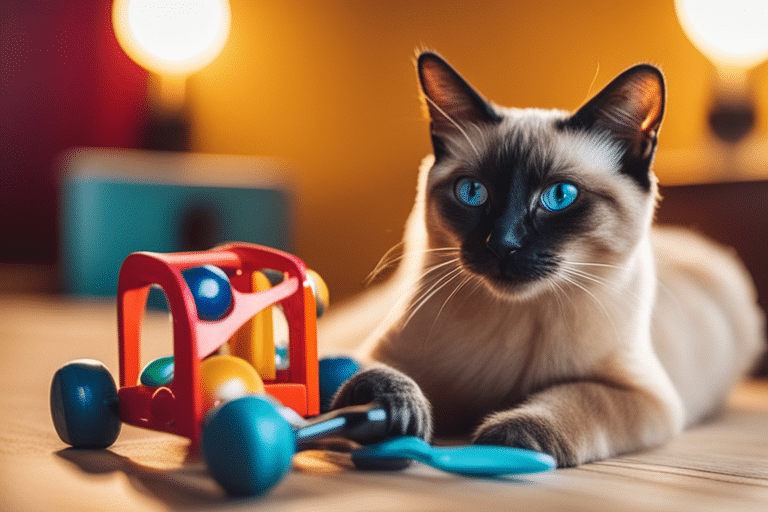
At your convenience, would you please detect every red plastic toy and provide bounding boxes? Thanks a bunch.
[118,243,320,444]
[104,243,317,445]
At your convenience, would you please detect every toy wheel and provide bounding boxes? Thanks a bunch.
[202,395,295,497]
[50,359,121,448]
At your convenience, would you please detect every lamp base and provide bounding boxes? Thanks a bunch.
[707,69,758,144]
[142,111,190,152]
[708,95,755,144]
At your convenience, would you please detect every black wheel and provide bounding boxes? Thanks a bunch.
[50,359,121,448]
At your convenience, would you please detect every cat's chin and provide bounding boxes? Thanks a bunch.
[461,256,558,303]
[475,274,552,303]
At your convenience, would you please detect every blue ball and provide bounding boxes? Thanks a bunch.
[50,360,122,448]
[182,265,232,321]
[202,395,295,497]
[318,357,361,413]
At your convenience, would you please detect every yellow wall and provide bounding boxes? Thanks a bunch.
[187,0,768,301]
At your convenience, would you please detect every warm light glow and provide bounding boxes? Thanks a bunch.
[113,0,231,76]
[675,0,768,69]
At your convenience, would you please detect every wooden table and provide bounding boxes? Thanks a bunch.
[1,294,767,511]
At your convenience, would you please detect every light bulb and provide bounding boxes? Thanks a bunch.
[675,0,768,70]
[113,0,231,76]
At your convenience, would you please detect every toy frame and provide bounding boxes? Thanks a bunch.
[116,243,320,445]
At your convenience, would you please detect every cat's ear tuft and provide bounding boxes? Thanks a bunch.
[417,52,500,153]
[566,64,665,189]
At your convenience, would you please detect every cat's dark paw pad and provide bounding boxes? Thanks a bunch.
[472,412,577,467]
[330,364,432,441]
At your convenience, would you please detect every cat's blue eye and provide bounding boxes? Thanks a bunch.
[540,182,578,212]
[455,178,488,207]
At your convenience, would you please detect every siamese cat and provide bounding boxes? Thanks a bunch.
[318,52,765,466]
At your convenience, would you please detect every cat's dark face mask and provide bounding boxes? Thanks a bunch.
[428,135,591,296]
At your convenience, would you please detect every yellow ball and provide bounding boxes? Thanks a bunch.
[306,269,329,317]
[200,355,265,410]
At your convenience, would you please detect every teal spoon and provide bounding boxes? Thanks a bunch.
[351,436,556,476]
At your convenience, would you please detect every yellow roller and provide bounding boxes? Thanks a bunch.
[306,269,329,317]
[229,271,276,380]
[200,355,264,410]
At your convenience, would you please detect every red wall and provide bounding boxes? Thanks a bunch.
[1,0,147,263]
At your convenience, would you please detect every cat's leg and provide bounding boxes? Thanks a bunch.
[472,380,682,466]
[330,363,433,440]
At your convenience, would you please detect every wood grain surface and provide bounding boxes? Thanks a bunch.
[1,294,766,511]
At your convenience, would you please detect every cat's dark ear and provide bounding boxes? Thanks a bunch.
[417,52,501,159]
[564,64,665,190]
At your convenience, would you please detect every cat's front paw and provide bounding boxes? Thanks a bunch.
[330,364,432,441]
[472,410,578,467]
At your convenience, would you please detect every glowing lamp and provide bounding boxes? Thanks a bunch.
[112,0,231,150]
[112,0,231,77]
[675,0,768,71]
[675,0,768,143]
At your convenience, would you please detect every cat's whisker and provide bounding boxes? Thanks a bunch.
[420,256,462,275]
[547,279,572,321]
[366,241,405,285]
[560,268,631,311]
[468,121,489,147]
[406,258,462,301]
[425,247,461,252]
[558,270,627,343]
[558,273,617,334]
[427,272,473,341]
[560,265,649,310]
[421,273,474,355]
[404,265,464,327]
[562,267,611,287]
[407,263,463,313]
[364,258,463,347]
[558,265,610,290]
[560,260,627,271]
[366,246,460,285]
[423,95,480,157]
[464,273,487,304]
[559,263,620,289]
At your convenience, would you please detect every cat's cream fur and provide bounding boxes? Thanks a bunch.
[319,54,765,466]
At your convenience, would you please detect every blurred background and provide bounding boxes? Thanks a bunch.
[2,0,767,311]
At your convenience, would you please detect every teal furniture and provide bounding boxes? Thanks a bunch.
[60,148,291,298]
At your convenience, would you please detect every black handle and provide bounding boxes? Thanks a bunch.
[294,401,389,450]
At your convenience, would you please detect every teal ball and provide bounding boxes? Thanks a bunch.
[201,395,295,497]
